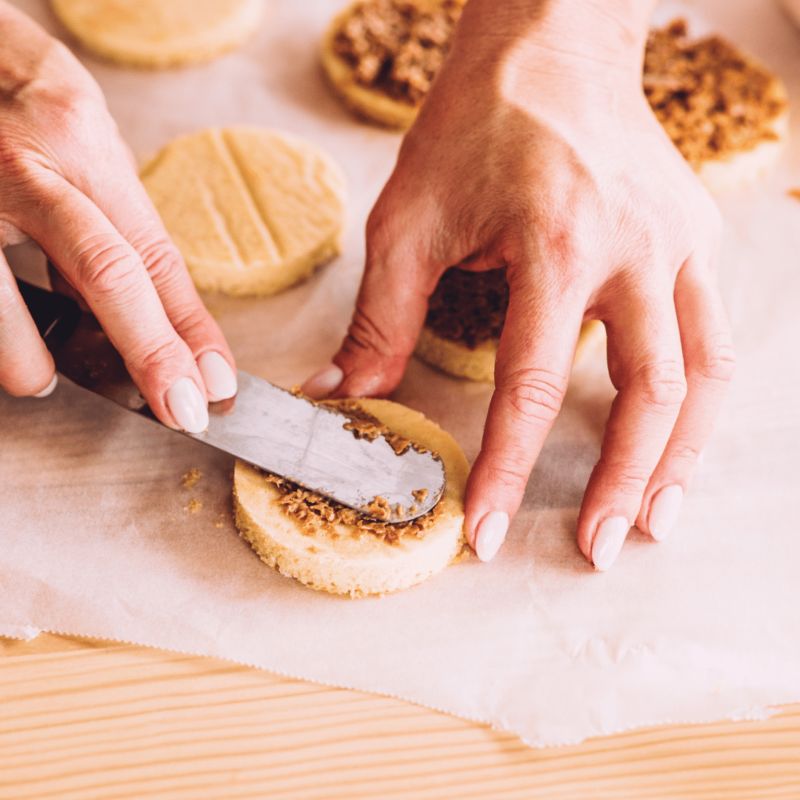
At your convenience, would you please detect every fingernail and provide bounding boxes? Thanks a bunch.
[648,484,683,542]
[592,516,630,571]
[33,374,58,398]
[166,377,208,433]
[301,364,344,400]
[197,352,237,402]
[474,511,509,562]
[697,448,705,466]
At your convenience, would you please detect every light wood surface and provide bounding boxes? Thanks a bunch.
[2,634,799,799]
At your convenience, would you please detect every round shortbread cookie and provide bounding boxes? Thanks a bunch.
[234,399,469,597]
[50,0,265,68]
[140,126,346,296]
[415,320,606,384]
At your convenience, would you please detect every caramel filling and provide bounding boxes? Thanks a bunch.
[263,398,441,543]
[425,266,508,350]
[333,0,464,106]
[644,20,787,169]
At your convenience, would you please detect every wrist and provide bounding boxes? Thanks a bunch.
[451,0,655,90]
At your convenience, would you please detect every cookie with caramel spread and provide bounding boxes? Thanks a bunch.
[320,0,464,129]
[644,20,788,194]
[414,267,605,383]
[233,399,469,597]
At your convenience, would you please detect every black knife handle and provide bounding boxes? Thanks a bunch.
[16,279,82,351]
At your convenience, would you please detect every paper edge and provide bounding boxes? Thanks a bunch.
[1,623,786,749]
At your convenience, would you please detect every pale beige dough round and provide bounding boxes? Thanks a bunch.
[51,0,266,68]
[234,399,469,597]
[140,126,346,296]
[415,319,606,384]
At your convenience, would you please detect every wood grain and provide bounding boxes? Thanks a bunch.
[2,634,799,799]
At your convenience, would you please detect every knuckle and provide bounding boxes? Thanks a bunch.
[480,449,532,491]
[72,237,142,300]
[632,360,687,411]
[598,460,650,497]
[343,307,397,359]
[139,238,184,282]
[131,336,185,378]
[496,367,567,426]
[693,337,736,385]
[668,442,703,470]
[169,302,216,345]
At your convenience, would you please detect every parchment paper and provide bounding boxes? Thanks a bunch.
[2,0,800,747]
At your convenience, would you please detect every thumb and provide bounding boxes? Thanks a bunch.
[304,226,438,400]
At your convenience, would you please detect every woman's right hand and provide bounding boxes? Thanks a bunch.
[0,2,237,431]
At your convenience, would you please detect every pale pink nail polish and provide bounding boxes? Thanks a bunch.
[301,364,344,400]
[592,516,630,571]
[475,511,509,562]
[166,378,208,434]
[648,484,683,542]
[197,352,237,402]
[33,374,58,398]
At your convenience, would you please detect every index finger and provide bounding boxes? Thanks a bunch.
[465,277,583,561]
[21,174,208,432]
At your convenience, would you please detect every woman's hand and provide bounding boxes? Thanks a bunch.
[305,0,735,569]
[0,3,237,430]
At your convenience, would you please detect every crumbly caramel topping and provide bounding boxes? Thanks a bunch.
[425,266,508,349]
[264,396,441,541]
[263,471,441,544]
[644,20,787,168]
[333,0,464,106]
[788,189,800,203]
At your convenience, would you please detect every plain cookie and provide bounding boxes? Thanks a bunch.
[51,0,266,68]
[141,126,346,296]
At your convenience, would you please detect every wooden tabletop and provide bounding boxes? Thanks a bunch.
[2,633,799,799]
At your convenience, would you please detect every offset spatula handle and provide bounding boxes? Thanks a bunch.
[17,279,82,350]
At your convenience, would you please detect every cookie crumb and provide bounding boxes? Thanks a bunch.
[185,499,202,514]
[213,520,224,528]
[788,189,800,202]
[181,468,203,490]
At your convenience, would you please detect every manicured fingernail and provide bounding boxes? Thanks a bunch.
[474,511,509,562]
[301,364,344,400]
[33,374,58,398]
[166,377,208,433]
[197,352,237,402]
[648,484,683,542]
[592,516,630,571]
